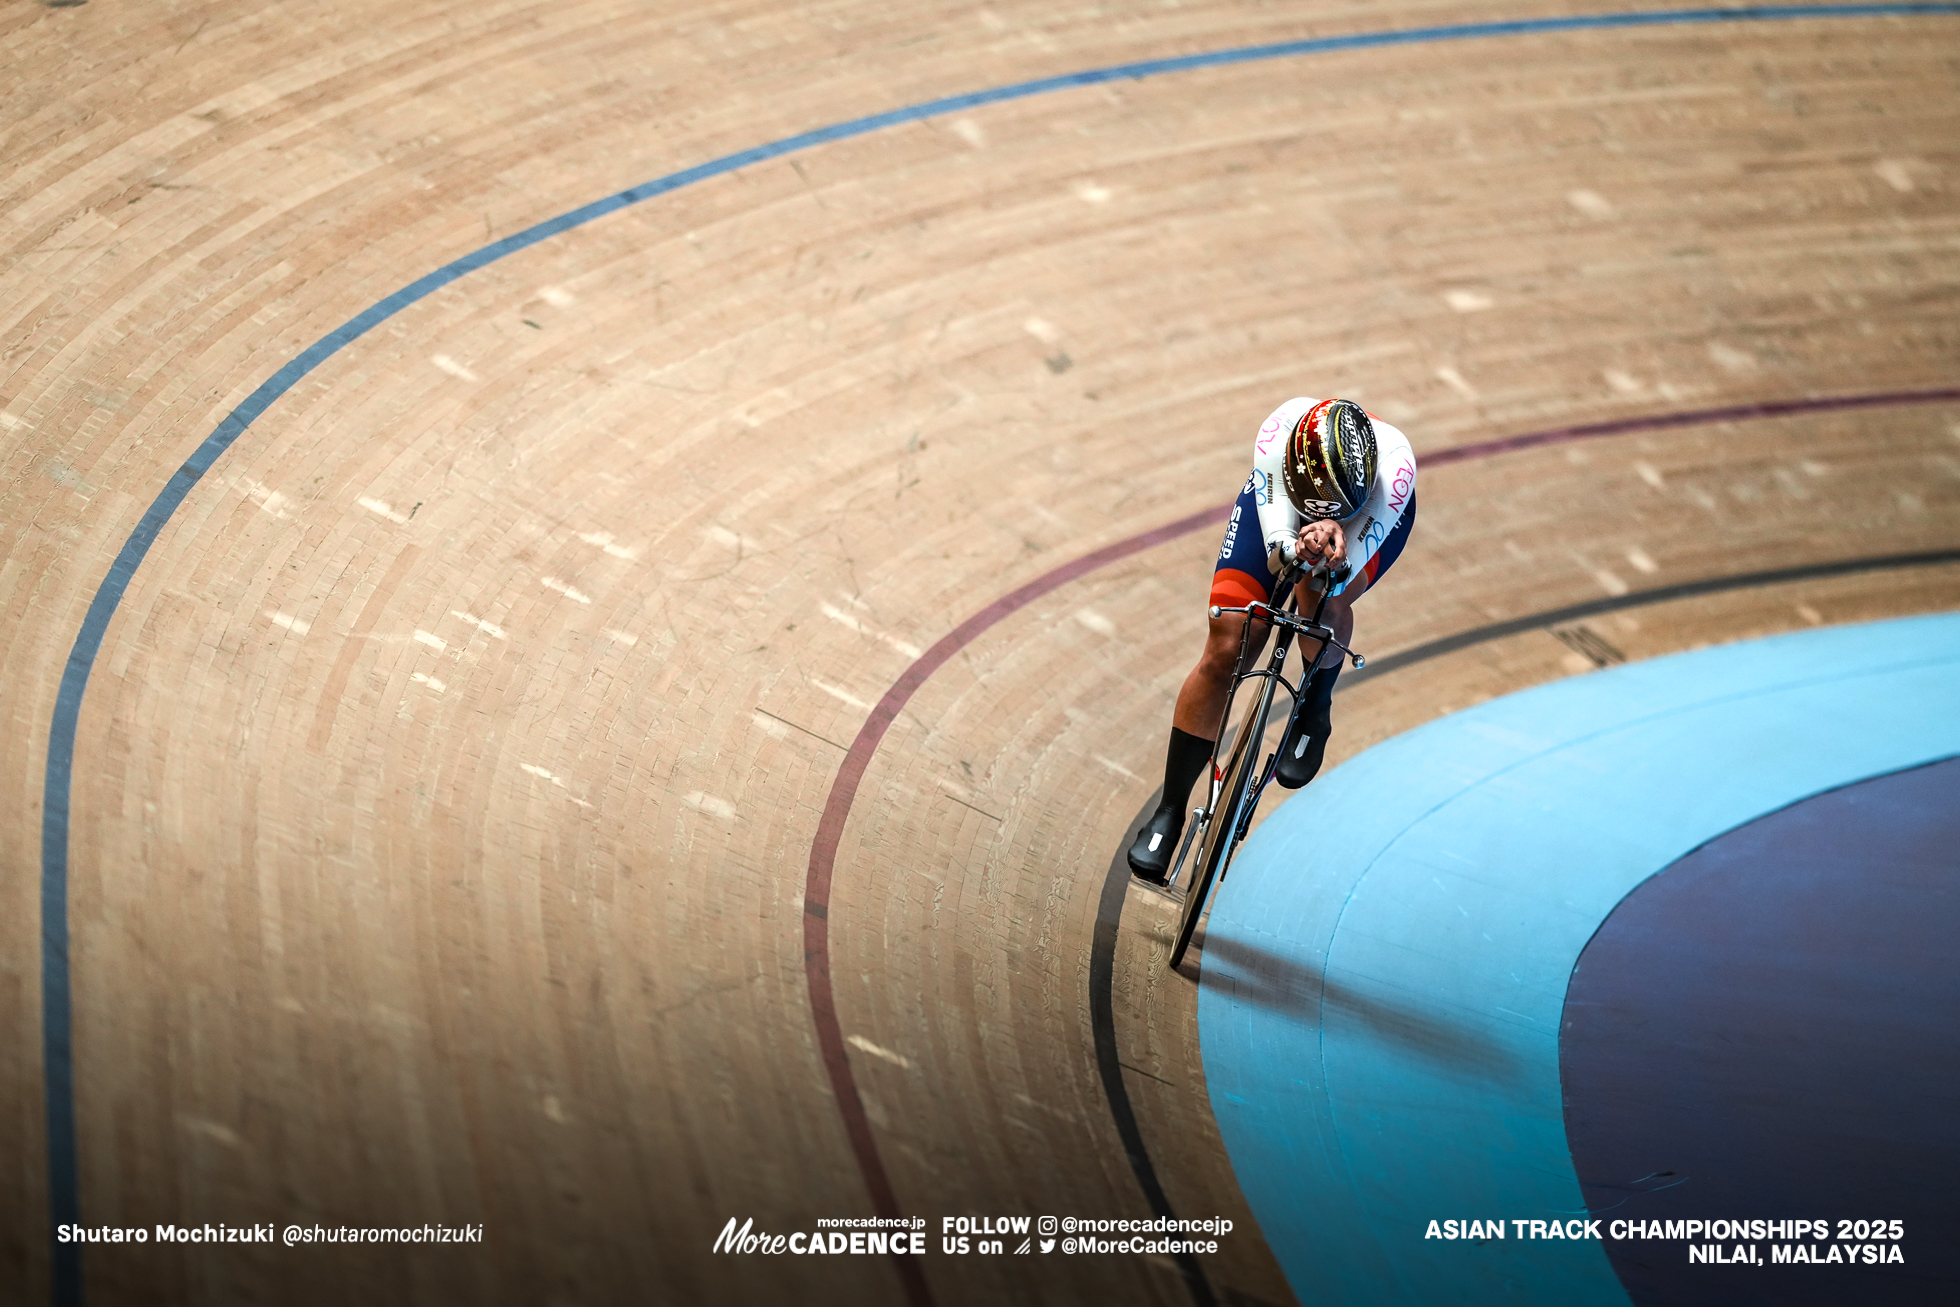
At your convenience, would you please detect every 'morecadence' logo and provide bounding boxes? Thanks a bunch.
[712,1217,925,1256]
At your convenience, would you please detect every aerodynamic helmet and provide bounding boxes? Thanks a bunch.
[1282,398,1377,520]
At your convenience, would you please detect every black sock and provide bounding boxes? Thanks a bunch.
[1159,727,1214,815]
[1303,662,1339,722]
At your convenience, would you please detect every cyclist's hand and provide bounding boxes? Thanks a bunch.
[1295,520,1346,570]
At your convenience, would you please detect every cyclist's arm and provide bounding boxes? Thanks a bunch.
[1329,418,1417,595]
[1250,396,1316,558]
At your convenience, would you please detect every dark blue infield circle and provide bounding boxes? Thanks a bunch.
[39,7,1960,1304]
[1561,758,1960,1305]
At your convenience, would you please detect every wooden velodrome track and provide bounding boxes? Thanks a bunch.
[5,2,1958,1304]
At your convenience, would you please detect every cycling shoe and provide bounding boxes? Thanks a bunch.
[1126,805,1184,884]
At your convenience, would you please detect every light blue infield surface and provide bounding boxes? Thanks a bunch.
[1196,613,1960,1306]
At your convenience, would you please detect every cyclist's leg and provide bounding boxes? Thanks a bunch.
[1276,493,1416,789]
[1171,607,1269,737]
[1129,475,1277,881]
[1191,473,1283,725]
[1308,589,1356,671]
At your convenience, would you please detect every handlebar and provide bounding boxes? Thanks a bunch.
[1300,558,1350,587]
[1267,545,1349,588]
[1206,560,1367,669]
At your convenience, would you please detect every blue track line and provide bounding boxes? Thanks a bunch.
[38,7,1960,1304]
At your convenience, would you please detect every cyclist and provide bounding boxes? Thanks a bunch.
[1128,397,1417,884]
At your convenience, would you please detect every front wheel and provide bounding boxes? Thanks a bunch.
[1168,682,1272,969]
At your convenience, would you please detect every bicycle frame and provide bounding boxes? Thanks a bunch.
[1163,561,1365,969]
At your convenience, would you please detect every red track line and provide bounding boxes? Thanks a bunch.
[1423,388,1960,466]
[801,506,1222,1305]
[797,385,1960,1304]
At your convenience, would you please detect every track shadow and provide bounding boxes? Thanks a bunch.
[1091,795,1218,1307]
[1197,934,1524,1089]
